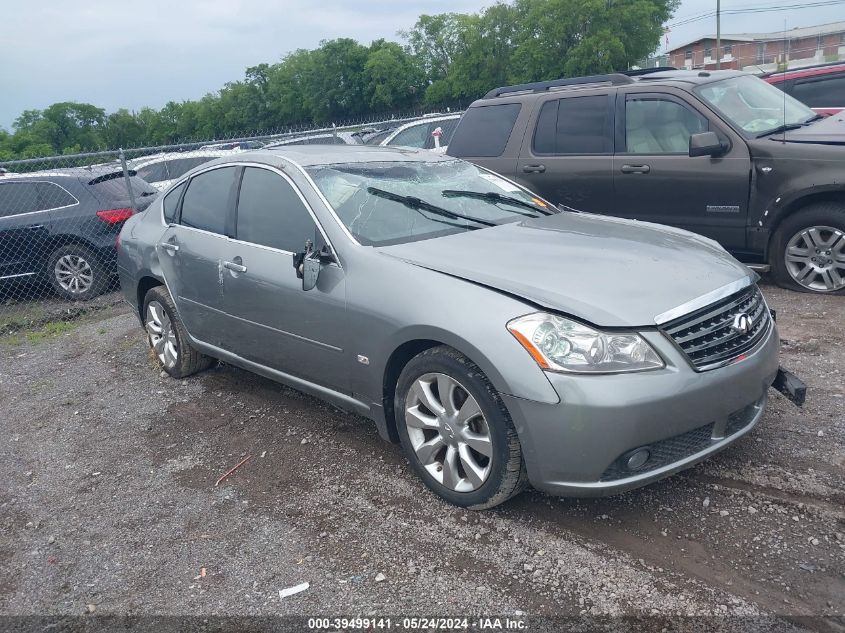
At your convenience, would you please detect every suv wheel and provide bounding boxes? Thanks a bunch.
[47,244,108,301]
[771,202,845,294]
[395,346,526,509]
[142,286,214,378]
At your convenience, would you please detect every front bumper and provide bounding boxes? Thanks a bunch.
[501,322,780,497]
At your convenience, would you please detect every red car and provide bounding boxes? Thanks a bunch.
[764,62,845,115]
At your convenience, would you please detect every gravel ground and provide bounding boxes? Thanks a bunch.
[0,283,842,631]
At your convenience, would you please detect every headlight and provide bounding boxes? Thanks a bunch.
[507,313,664,373]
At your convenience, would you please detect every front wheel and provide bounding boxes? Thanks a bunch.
[770,202,845,294]
[395,346,526,510]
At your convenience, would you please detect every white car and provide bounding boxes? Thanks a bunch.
[379,114,461,152]
[131,149,243,191]
[263,132,361,148]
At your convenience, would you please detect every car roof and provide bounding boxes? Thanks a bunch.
[130,149,241,167]
[764,62,845,81]
[477,69,748,103]
[389,114,460,131]
[207,145,458,168]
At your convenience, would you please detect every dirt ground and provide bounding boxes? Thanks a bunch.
[0,283,843,632]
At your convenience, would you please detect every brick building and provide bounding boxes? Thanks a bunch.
[667,21,845,73]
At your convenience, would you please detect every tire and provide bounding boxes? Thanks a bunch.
[46,244,109,301]
[394,345,526,510]
[770,202,845,294]
[142,286,214,378]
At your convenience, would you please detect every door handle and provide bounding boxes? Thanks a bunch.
[522,164,546,173]
[159,242,179,252]
[620,164,651,174]
[223,260,247,273]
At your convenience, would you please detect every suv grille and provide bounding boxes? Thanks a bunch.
[662,285,770,371]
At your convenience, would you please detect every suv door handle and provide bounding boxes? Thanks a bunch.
[159,242,179,252]
[620,164,651,174]
[522,164,546,173]
[223,260,247,274]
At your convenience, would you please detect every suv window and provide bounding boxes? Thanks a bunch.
[0,182,41,216]
[180,167,236,234]
[163,181,186,224]
[624,97,708,154]
[36,182,78,209]
[235,167,316,252]
[167,157,214,179]
[388,123,430,148]
[792,75,845,108]
[533,95,611,155]
[0,181,77,217]
[136,162,168,184]
[448,104,521,157]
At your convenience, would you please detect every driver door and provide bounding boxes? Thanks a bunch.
[612,93,752,252]
[220,166,349,391]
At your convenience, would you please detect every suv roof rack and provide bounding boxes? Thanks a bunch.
[620,66,677,76]
[483,73,633,99]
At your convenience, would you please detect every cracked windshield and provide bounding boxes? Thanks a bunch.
[307,160,557,246]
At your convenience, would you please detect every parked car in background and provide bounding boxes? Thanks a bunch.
[448,69,845,294]
[0,167,157,300]
[764,62,845,115]
[380,114,461,151]
[131,150,242,192]
[200,140,265,150]
[353,127,396,145]
[117,146,800,509]
[263,131,362,148]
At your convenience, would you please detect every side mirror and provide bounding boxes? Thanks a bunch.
[689,131,725,157]
[293,241,335,291]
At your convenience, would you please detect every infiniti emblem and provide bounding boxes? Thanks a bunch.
[731,312,753,335]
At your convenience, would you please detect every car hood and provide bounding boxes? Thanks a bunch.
[774,112,845,145]
[378,212,755,328]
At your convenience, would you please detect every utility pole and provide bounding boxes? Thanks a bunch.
[716,0,721,69]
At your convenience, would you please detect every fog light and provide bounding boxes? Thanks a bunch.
[625,448,651,470]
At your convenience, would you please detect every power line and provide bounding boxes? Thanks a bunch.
[666,0,845,28]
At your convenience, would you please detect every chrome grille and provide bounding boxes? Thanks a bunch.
[662,285,770,371]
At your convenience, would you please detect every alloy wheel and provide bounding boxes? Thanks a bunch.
[785,225,845,292]
[54,254,94,295]
[404,372,493,492]
[145,300,178,369]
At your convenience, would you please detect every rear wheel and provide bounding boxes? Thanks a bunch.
[142,286,213,378]
[46,244,109,301]
[395,346,526,510]
[770,203,845,294]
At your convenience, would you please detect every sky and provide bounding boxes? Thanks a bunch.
[1,0,843,131]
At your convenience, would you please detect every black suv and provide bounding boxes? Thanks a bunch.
[0,168,157,300]
[448,69,845,294]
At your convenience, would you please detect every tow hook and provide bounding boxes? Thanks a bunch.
[772,366,806,407]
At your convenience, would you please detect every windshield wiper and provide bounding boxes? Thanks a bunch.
[367,187,497,227]
[756,123,804,138]
[801,113,825,125]
[441,189,553,216]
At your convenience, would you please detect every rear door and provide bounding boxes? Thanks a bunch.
[516,91,616,213]
[0,181,63,280]
[156,166,240,347]
[612,91,751,251]
[221,166,348,390]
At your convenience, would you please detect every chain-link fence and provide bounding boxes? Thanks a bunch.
[0,110,463,334]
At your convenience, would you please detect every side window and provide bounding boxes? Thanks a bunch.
[624,97,708,154]
[792,76,845,108]
[167,157,213,179]
[0,182,42,217]
[136,162,168,184]
[388,124,430,148]
[424,118,460,149]
[36,182,77,210]
[163,181,186,224]
[533,95,612,155]
[448,104,521,157]
[180,167,236,234]
[235,167,316,253]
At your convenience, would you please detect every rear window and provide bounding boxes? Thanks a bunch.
[533,95,612,154]
[88,175,157,201]
[447,104,521,157]
[792,75,845,108]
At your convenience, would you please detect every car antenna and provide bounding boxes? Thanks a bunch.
[782,19,788,143]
